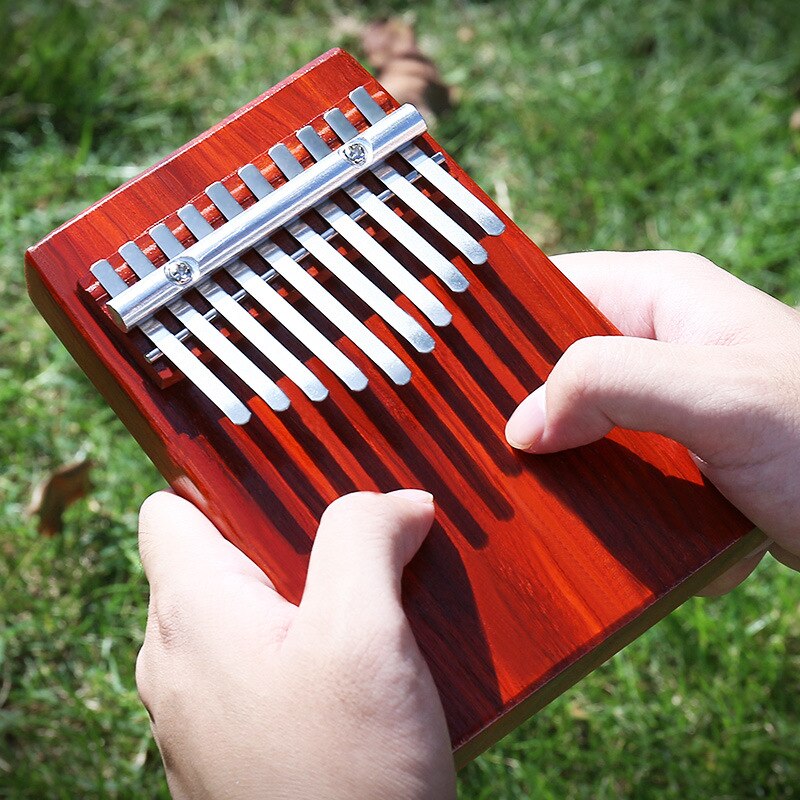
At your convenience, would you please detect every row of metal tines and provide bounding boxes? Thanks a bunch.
[91,87,504,424]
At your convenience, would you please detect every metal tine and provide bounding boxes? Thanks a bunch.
[227,170,411,386]
[122,239,290,412]
[350,87,505,236]
[268,144,435,354]
[275,140,451,330]
[90,259,251,425]
[302,124,467,294]
[177,207,364,392]
[296,125,455,324]
[149,222,327,403]
[178,205,367,393]
[325,108,487,266]
[278,139,451,329]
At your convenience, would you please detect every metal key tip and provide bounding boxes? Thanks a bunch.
[227,405,252,426]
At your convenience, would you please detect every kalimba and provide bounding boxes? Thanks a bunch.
[26,49,756,764]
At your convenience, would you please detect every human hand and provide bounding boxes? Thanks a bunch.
[505,251,800,593]
[135,490,456,800]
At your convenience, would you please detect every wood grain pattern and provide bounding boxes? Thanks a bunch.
[26,49,757,764]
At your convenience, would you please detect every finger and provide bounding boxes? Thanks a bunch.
[505,335,745,457]
[299,490,435,622]
[769,543,800,572]
[139,490,279,598]
[550,250,789,344]
[136,493,292,713]
[695,540,771,596]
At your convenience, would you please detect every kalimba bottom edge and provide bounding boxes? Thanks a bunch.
[453,525,763,767]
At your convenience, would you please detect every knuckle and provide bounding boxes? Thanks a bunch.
[138,491,166,530]
[137,492,168,555]
[551,336,644,419]
[135,602,195,721]
[148,586,194,651]
[680,250,717,270]
[134,644,155,712]
[565,335,606,364]
[664,250,720,276]
[555,336,606,395]
[311,614,407,693]
[319,491,384,530]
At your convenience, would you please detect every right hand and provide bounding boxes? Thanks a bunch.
[505,251,800,593]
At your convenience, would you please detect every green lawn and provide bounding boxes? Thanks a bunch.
[2,0,800,797]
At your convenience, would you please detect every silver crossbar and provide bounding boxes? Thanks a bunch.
[108,104,427,331]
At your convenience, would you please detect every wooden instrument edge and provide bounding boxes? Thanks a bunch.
[454,522,763,765]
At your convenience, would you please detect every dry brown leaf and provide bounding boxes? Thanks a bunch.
[457,26,475,44]
[28,457,93,536]
[567,700,589,720]
[361,18,452,122]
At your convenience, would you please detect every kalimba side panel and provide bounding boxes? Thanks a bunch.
[26,49,757,764]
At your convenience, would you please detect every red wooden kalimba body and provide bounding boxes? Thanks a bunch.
[26,49,756,764]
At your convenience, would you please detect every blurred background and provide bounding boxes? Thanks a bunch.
[2,0,800,797]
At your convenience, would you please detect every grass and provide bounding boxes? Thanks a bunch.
[1,0,799,796]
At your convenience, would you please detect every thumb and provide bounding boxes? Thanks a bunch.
[299,490,435,623]
[505,335,745,458]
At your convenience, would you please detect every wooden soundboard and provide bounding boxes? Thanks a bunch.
[26,49,756,764]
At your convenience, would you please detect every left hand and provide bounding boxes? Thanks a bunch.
[135,489,456,800]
